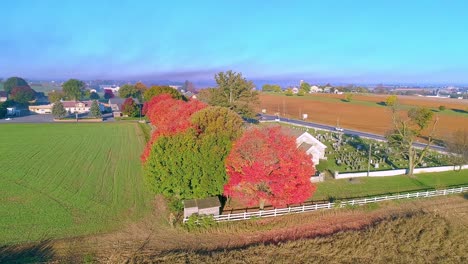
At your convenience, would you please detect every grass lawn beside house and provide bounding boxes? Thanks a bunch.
[312,170,468,201]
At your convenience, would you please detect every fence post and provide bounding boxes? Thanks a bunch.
[259,211,262,217]
[288,207,291,213]
[274,208,277,216]
[328,203,331,209]
[303,205,305,212]
[416,192,419,198]
[228,213,231,221]
[407,193,410,198]
[443,189,447,195]
[315,204,318,210]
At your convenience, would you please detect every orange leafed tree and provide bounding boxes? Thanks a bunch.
[224,126,316,209]
[141,94,207,161]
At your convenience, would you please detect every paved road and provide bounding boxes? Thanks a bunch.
[261,114,446,152]
[0,113,115,124]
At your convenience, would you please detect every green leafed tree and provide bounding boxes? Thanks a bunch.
[191,106,244,141]
[344,93,353,102]
[300,82,311,93]
[90,100,102,118]
[385,95,398,106]
[3,77,28,94]
[48,90,65,102]
[144,129,231,201]
[0,103,7,119]
[285,88,293,96]
[208,70,258,117]
[89,92,100,100]
[119,84,139,98]
[386,106,438,176]
[62,79,84,101]
[52,101,67,118]
[262,84,282,92]
[143,85,184,102]
[10,86,36,104]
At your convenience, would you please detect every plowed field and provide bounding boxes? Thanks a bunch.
[258,93,468,136]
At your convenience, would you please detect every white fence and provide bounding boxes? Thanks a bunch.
[335,165,468,179]
[184,186,467,223]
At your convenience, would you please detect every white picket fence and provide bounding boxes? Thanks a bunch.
[184,186,467,223]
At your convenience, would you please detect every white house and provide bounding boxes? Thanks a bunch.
[309,85,320,93]
[292,87,299,94]
[284,128,327,167]
[62,100,104,114]
[29,105,52,114]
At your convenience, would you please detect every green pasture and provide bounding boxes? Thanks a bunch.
[0,123,153,245]
[313,170,468,201]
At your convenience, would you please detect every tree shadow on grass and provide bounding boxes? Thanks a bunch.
[452,109,468,114]
[0,240,55,264]
[376,101,386,106]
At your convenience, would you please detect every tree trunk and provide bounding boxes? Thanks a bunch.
[259,199,265,210]
[407,148,415,177]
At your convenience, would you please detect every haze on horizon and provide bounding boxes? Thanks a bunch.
[1,0,468,84]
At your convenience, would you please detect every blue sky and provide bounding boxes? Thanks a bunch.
[1,0,468,84]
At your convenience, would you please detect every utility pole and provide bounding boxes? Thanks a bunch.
[367,143,372,177]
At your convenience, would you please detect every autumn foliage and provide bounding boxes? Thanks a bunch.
[224,126,316,208]
[141,94,207,161]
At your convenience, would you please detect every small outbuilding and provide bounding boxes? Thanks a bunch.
[183,197,221,218]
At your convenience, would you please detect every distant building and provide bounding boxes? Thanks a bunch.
[100,85,120,93]
[284,128,327,167]
[0,91,7,102]
[292,87,299,94]
[29,105,52,114]
[309,85,320,93]
[109,97,140,117]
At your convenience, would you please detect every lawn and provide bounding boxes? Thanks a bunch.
[312,170,468,201]
[0,123,153,245]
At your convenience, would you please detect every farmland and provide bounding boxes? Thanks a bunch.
[0,123,153,245]
[258,93,468,136]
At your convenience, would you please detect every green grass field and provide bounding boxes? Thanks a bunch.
[0,123,153,245]
[313,170,468,201]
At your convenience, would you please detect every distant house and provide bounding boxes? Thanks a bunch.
[100,85,120,93]
[62,100,104,114]
[285,128,327,167]
[29,104,52,114]
[0,91,7,102]
[109,97,140,117]
[309,86,320,93]
[292,87,299,94]
[183,197,221,218]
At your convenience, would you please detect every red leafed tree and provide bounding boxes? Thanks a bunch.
[141,94,207,161]
[224,126,316,209]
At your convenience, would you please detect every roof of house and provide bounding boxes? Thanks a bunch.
[61,100,94,108]
[184,197,221,209]
[298,142,313,152]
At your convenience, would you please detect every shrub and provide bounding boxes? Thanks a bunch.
[184,214,216,231]
[438,105,446,111]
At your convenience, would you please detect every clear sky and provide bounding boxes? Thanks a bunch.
[1,0,468,84]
